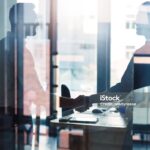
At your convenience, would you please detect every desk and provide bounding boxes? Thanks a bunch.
[50,110,132,150]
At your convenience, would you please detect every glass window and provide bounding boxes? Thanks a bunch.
[58,0,98,98]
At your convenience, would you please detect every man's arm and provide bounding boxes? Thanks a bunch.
[59,95,91,109]
[88,57,134,104]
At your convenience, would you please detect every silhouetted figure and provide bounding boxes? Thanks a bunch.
[109,1,150,93]
[0,3,46,116]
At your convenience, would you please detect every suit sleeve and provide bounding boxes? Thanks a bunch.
[109,57,134,93]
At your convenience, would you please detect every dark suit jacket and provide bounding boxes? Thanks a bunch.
[110,41,150,93]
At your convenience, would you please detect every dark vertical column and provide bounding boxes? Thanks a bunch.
[16,17,24,118]
[49,0,58,115]
[0,0,16,114]
[48,0,59,137]
[97,0,111,92]
[16,5,25,150]
[16,33,25,150]
[0,1,16,150]
[97,23,111,92]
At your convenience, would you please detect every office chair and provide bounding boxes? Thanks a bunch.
[61,84,73,116]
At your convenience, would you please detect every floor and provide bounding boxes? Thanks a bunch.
[24,136,57,150]
[0,123,149,150]
[23,137,150,150]
[23,134,150,150]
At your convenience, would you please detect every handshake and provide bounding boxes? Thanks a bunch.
[60,95,92,112]
[59,84,92,112]
[59,84,125,112]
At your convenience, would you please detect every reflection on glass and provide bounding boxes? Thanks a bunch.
[14,1,51,116]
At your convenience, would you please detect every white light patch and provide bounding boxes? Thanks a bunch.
[136,5,150,24]
[136,11,149,24]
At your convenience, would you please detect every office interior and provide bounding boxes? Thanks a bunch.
[0,0,150,150]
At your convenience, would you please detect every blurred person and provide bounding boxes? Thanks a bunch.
[0,3,47,115]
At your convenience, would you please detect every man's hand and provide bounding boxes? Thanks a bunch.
[75,95,92,112]
[59,95,92,111]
